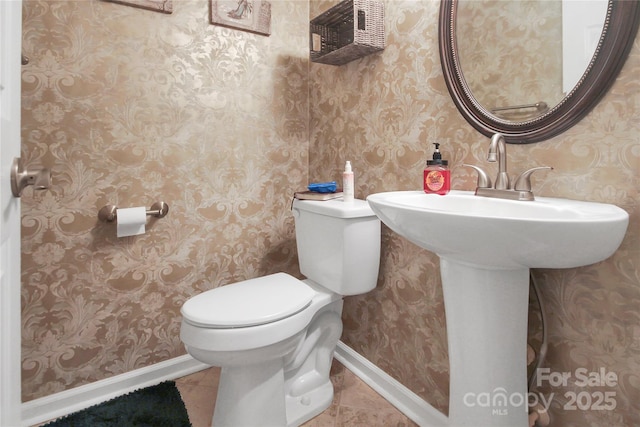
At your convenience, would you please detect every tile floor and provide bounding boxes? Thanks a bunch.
[175,360,418,427]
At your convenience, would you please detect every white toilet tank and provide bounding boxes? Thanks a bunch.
[292,198,381,295]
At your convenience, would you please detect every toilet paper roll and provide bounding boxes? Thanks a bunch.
[116,207,147,237]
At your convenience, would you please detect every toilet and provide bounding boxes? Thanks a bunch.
[180,198,381,427]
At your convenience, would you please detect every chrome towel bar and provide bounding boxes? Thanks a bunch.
[491,101,548,113]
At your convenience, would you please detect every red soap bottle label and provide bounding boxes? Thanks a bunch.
[424,169,450,195]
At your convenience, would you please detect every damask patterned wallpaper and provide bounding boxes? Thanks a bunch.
[310,0,639,425]
[20,0,308,401]
[20,0,639,425]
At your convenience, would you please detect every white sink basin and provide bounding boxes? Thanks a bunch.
[366,190,628,427]
[367,190,628,269]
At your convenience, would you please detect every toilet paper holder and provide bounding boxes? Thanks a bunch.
[98,202,169,222]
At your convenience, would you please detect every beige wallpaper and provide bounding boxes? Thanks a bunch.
[309,0,639,426]
[21,0,640,426]
[20,0,308,401]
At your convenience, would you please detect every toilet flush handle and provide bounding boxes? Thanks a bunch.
[290,198,301,217]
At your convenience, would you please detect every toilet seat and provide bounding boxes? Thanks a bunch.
[181,273,316,328]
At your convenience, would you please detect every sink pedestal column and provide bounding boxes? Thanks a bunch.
[440,258,530,427]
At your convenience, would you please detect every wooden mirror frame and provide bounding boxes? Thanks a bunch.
[439,0,640,144]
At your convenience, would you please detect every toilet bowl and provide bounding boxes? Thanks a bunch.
[181,275,343,426]
[180,198,381,426]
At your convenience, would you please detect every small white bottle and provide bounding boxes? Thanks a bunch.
[343,161,354,203]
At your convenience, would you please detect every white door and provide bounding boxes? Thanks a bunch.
[562,0,608,93]
[0,0,23,426]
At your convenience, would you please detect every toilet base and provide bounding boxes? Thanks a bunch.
[214,361,288,426]
[286,379,333,427]
[211,359,335,427]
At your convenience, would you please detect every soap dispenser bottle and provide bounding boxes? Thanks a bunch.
[424,143,450,195]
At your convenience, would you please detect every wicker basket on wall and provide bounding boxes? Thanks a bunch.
[310,0,385,66]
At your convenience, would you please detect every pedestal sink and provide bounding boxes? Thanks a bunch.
[366,190,628,427]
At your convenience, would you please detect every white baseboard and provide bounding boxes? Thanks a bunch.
[334,341,449,427]
[21,343,447,427]
[21,354,209,427]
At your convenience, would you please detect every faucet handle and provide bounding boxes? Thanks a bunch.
[463,164,492,189]
[513,166,553,192]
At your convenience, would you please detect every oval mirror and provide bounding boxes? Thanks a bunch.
[439,0,640,144]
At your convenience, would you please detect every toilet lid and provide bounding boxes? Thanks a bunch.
[181,273,316,328]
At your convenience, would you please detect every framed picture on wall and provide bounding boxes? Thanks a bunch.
[210,0,272,36]
[103,0,173,14]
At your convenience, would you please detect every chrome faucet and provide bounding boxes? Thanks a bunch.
[487,133,510,190]
[464,133,552,201]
